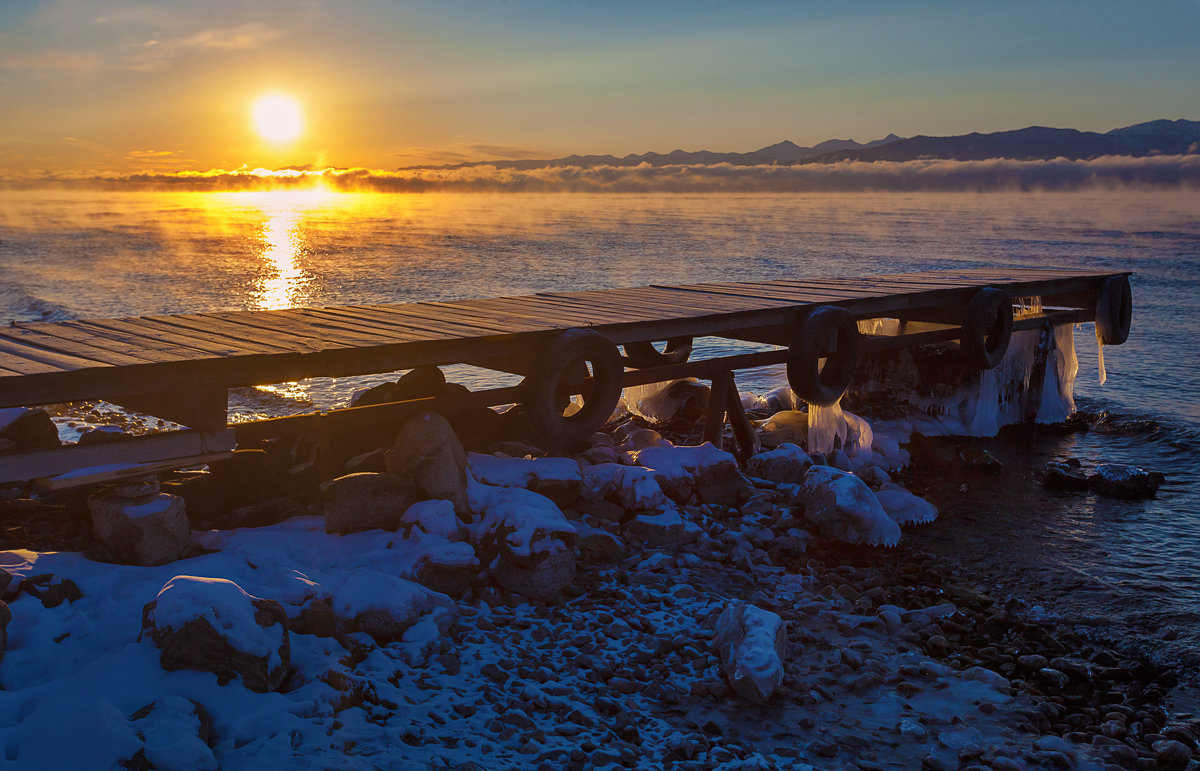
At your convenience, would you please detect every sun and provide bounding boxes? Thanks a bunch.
[252,93,303,143]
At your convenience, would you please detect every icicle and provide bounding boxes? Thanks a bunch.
[963,368,1001,436]
[1096,328,1107,385]
[1054,323,1078,415]
[807,400,847,455]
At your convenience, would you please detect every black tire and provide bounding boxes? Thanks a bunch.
[961,287,1013,370]
[622,337,694,367]
[786,306,860,407]
[1095,275,1132,345]
[524,329,623,447]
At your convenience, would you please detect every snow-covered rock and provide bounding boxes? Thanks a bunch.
[330,570,456,643]
[385,411,471,518]
[622,378,709,425]
[1088,463,1166,500]
[470,484,578,600]
[130,697,216,771]
[745,443,812,484]
[322,472,417,534]
[409,539,479,596]
[713,601,786,704]
[89,490,191,566]
[798,466,901,547]
[633,443,750,506]
[874,486,938,526]
[142,576,290,692]
[0,599,10,664]
[581,463,668,513]
[622,508,685,548]
[757,410,808,449]
[467,453,583,506]
[570,520,626,562]
[399,499,466,541]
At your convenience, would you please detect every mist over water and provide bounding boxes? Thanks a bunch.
[2,189,1198,686]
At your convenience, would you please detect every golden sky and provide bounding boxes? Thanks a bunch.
[1,0,1197,178]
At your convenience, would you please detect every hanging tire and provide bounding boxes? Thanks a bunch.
[786,306,860,407]
[622,337,693,367]
[524,329,623,447]
[961,287,1013,371]
[1095,275,1132,345]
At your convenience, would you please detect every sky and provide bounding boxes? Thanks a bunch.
[1,0,1198,177]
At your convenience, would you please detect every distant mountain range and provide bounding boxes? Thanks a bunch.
[412,119,1199,171]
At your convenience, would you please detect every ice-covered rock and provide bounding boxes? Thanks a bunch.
[633,443,750,506]
[874,486,938,526]
[581,463,668,512]
[467,453,582,506]
[89,490,190,566]
[757,410,808,449]
[385,411,471,517]
[1088,463,1165,500]
[763,386,802,414]
[322,472,417,534]
[471,484,578,600]
[1042,460,1090,492]
[798,466,901,547]
[330,570,456,643]
[130,697,216,771]
[622,378,709,425]
[399,498,467,541]
[142,576,290,692]
[962,665,1011,695]
[745,443,812,484]
[0,599,10,664]
[713,601,786,704]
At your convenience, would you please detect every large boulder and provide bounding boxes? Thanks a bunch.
[142,576,290,692]
[797,466,901,546]
[622,378,710,426]
[385,412,471,518]
[322,472,417,534]
[89,490,190,566]
[745,443,812,484]
[467,453,582,507]
[409,540,479,597]
[0,407,60,453]
[471,485,578,600]
[581,463,669,513]
[713,601,787,704]
[330,570,456,644]
[399,499,467,541]
[756,410,808,449]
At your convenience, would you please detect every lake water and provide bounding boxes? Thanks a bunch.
[2,189,1198,689]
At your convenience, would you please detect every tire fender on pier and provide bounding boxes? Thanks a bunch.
[1095,275,1132,346]
[961,287,1013,371]
[622,337,694,368]
[787,305,861,407]
[524,328,623,447]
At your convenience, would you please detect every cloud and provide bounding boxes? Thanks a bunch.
[6,155,1200,192]
[392,143,549,166]
[0,51,100,72]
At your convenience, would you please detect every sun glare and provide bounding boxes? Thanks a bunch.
[252,93,303,143]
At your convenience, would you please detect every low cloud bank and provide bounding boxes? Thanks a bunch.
[8,154,1200,193]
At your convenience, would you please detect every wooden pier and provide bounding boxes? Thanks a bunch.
[0,268,1131,486]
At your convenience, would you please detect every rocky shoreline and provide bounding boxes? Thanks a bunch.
[0,385,1193,770]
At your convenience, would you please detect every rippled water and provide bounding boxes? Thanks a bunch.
[2,189,1198,681]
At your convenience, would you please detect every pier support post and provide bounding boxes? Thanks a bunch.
[703,370,761,461]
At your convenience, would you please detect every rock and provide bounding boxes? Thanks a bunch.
[622,509,685,548]
[76,425,133,446]
[471,485,578,600]
[130,697,216,771]
[0,599,10,663]
[344,447,388,474]
[612,424,671,451]
[21,574,83,608]
[1152,740,1191,771]
[400,498,467,541]
[1088,464,1165,500]
[385,412,471,518]
[874,486,938,525]
[89,490,190,566]
[633,443,751,506]
[322,472,417,534]
[572,521,626,562]
[796,466,902,546]
[745,443,812,484]
[1043,461,1091,492]
[0,407,60,453]
[467,453,582,507]
[958,447,1002,472]
[0,567,11,595]
[581,463,668,513]
[756,410,808,449]
[1033,735,1076,763]
[763,386,802,414]
[113,474,160,499]
[331,570,456,643]
[351,365,446,408]
[713,601,786,704]
[142,576,290,692]
[961,666,1010,694]
[622,378,709,426]
[1017,654,1048,671]
[410,540,479,596]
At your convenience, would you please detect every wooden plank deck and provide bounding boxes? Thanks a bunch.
[0,268,1122,410]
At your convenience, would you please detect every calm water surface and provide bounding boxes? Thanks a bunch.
[2,189,1198,692]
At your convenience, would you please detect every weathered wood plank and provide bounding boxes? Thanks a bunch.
[82,316,297,356]
[0,428,236,484]
[0,336,111,373]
